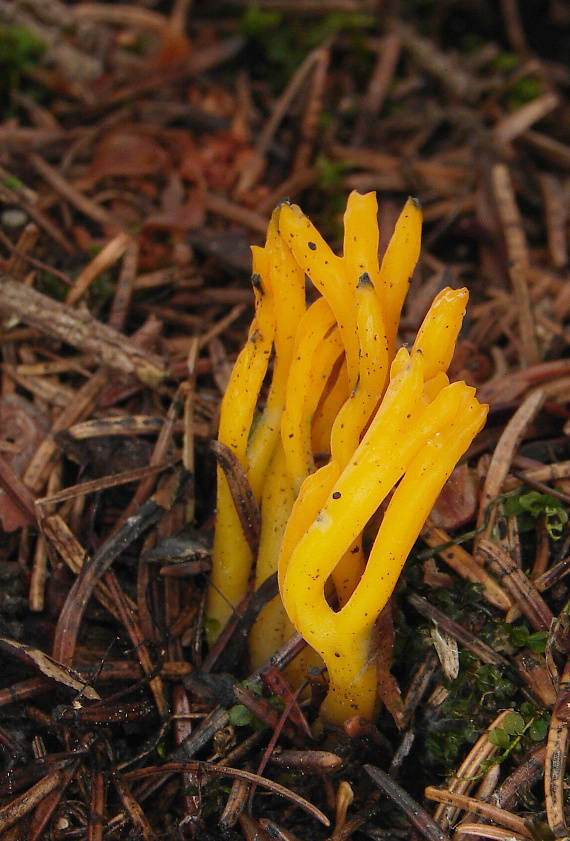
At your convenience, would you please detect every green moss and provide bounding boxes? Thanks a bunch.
[0,25,45,73]
[228,703,256,727]
[37,275,69,302]
[316,156,351,191]
[505,623,548,655]
[2,173,25,191]
[504,488,568,539]
[507,75,543,108]
[0,25,45,106]
[491,51,520,72]
[239,6,373,88]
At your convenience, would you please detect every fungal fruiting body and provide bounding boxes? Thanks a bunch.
[207,192,488,724]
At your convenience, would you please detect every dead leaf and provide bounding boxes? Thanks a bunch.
[373,604,403,726]
[0,636,100,700]
[143,198,205,232]
[90,129,170,180]
[429,463,478,530]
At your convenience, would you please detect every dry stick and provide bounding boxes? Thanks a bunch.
[421,520,512,612]
[3,367,74,408]
[535,313,570,355]
[28,758,80,841]
[500,0,528,53]
[392,20,477,101]
[210,441,261,554]
[0,636,100,700]
[545,658,570,837]
[24,369,108,495]
[198,303,247,349]
[208,336,235,393]
[67,415,175,439]
[225,0,372,7]
[491,163,539,366]
[471,275,554,371]
[172,683,200,824]
[0,763,77,835]
[0,177,75,255]
[183,342,199,523]
[52,471,187,666]
[513,469,570,507]
[161,503,185,665]
[478,538,554,631]
[494,745,546,810]
[36,459,179,508]
[457,825,527,841]
[258,167,319,216]
[41,514,120,618]
[408,595,512,670]
[108,238,139,331]
[535,555,570,594]
[4,222,40,280]
[479,359,570,405]
[119,386,185,525]
[424,692,516,829]
[400,652,439,729]
[125,762,330,827]
[203,193,268,234]
[30,152,120,229]
[293,40,331,172]
[352,32,401,145]
[475,389,545,556]
[169,0,193,30]
[365,765,451,841]
[88,749,106,841]
[103,571,170,719]
[0,126,66,147]
[492,92,559,145]
[30,462,62,611]
[0,452,37,526]
[425,788,532,839]
[113,770,157,841]
[0,275,167,388]
[66,231,132,306]
[539,172,568,269]
[235,43,327,197]
[219,778,250,831]
[521,130,570,170]
[16,357,92,377]
[30,523,48,614]
[107,35,244,108]
[72,2,168,29]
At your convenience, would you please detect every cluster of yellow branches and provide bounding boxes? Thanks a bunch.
[207,192,487,724]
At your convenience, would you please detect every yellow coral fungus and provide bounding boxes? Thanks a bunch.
[207,191,487,723]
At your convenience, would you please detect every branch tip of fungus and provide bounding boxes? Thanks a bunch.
[357,272,373,288]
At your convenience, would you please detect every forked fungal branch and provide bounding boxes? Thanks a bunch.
[207,191,488,724]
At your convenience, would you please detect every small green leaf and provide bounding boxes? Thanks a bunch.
[526,631,548,655]
[229,704,254,727]
[488,727,510,748]
[504,489,567,540]
[501,712,525,736]
[529,719,548,741]
[204,617,220,648]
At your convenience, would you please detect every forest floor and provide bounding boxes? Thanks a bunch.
[0,1,569,839]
